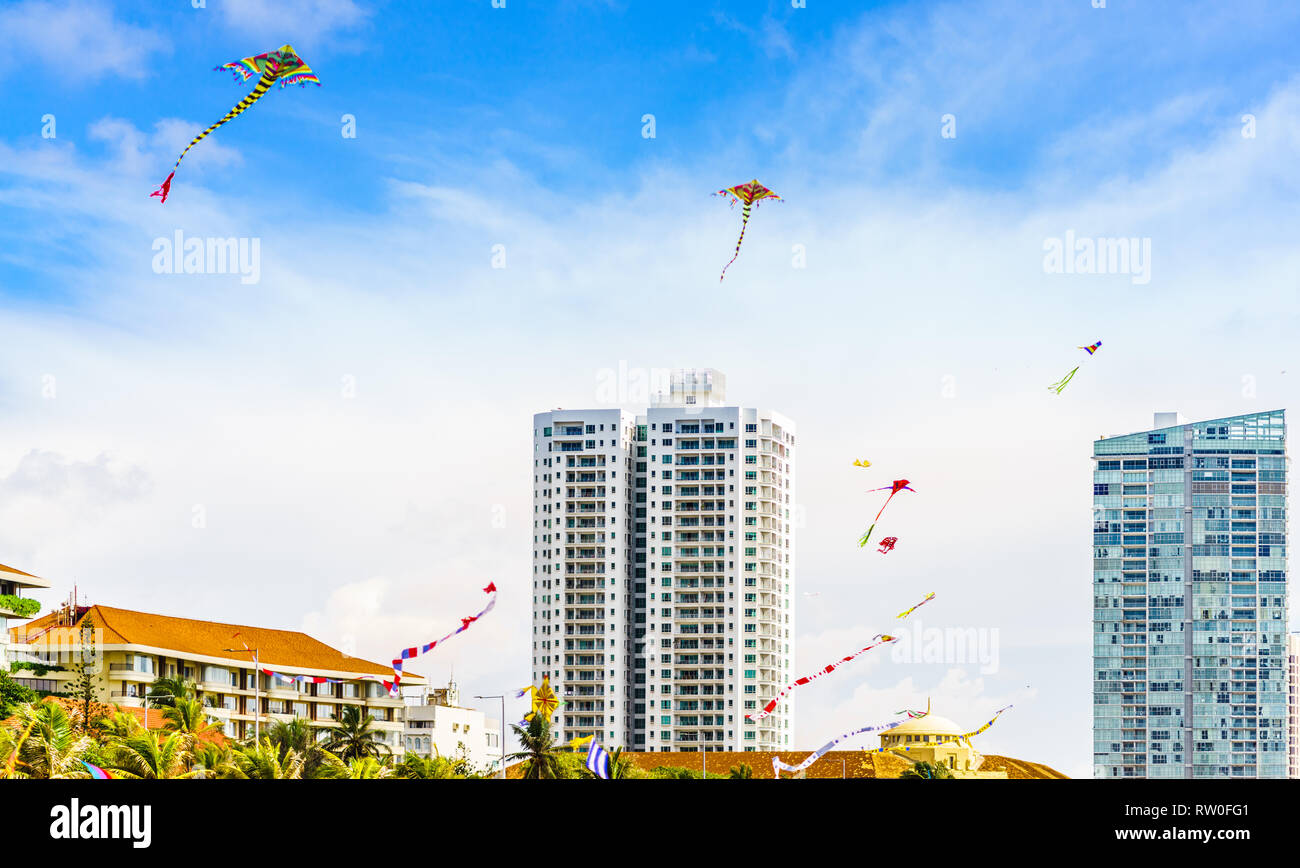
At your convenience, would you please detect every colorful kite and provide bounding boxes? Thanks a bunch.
[259,667,383,686]
[1050,341,1103,394]
[896,592,935,619]
[714,179,781,281]
[80,760,114,780]
[877,536,898,554]
[1048,366,1079,395]
[566,734,594,752]
[152,44,320,203]
[895,705,1014,752]
[385,582,498,696]
[521,674,561,723]
[858,479,915,547]
[746,592,936,721]
[896,699,932,719]
[852,459,871,468]
[772,710,928,776]
[946,705,1013,743]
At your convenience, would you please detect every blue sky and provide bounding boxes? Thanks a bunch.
[2,0,1300,778]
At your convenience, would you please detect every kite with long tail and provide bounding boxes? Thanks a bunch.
[385,582,497,696]
[152,44,320,203]
[715,179,781,281]
[858,479,915,547]
[885,705,1014,754]
[772,704,930,776]
[746,592,935,721]
[1049,340,1102,394]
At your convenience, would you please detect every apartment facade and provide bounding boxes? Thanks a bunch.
[533,369,796,753]
[1289,633,1300,779]
[9,602,421,752]
[1093,410,1288,778]
[531,407,639,749]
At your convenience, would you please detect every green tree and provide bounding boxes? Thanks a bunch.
[191,742,241,779]
[64,660,109,736]
[146,676,195,708]
[393,753,468,779]
[223,736,334,779]
[97,708,145,740]
[265,717,339,779]
[1,700,95,778]
[0,670,37,718]
[899,760,953,780]
[507,715,564,779]
[160,697,221,751]
[344,756,391,779]
[102,730,198,779]
[728,763,754,779]
[606,746,642,780]
[320,705,391,762]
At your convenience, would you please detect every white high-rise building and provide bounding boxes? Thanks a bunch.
[532,369,796,753]
[532,408,639,749]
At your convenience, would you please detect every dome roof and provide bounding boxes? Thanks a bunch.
[885,715,966,737]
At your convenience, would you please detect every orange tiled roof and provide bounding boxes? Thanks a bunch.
[0,562,39,578]
[13,604,419,682]
[507,750,1067,779]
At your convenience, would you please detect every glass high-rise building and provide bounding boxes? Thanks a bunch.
[1093,410,1288,778]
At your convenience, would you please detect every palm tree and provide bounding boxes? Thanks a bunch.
[606,746,636,780]
[265,717,314,756]
[161,697,221,751]
[507,715,564,779]
[393,753,467,779]
[344,756,391,779]
[191,741,241,779]
[1,700,95,778]
[728,763,754,779]
[899,760,953,780]
[103,731,198,779]
[97,708,145,740]
[146,676,195,709]
[224,737,310,779]
[265,717,339,779]
[320,705,390,762]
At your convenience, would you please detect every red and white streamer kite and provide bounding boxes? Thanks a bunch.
[745,592,936,722]
[385,582,498,696]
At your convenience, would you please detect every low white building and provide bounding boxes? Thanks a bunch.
[402,681,502,774]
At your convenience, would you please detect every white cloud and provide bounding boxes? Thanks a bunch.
[1,1,1297,777]
[214,0,368,46]
[0,1,169,83]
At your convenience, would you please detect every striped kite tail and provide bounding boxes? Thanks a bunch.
[152,69,278,203]
[719,202,753,282]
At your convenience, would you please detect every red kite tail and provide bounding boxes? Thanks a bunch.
[150,172,174,203]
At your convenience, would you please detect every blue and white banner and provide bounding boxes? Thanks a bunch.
[586,741,610,780]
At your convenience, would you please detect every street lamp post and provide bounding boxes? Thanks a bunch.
[474,694,507,779]
[223,645,260,744]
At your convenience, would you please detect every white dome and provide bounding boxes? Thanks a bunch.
[886,715,965,737]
